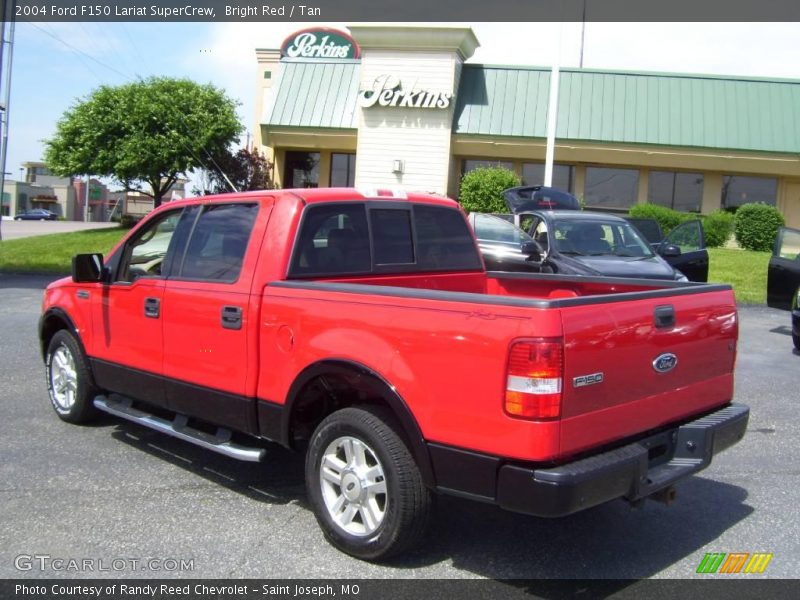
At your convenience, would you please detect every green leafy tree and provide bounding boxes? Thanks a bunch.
[197,147,275,195]
[45,77,242,208]
[458,167,521,213]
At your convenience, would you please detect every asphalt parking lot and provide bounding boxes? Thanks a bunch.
[0,274,797,580]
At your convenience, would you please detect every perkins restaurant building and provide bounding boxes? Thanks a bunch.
[254,26,800,227]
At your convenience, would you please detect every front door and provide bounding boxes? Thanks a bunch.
[767,227,800,310]
[90,208,187,406]
[659,220,709,282]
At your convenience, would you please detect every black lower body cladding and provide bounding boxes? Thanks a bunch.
[430,403,749,517]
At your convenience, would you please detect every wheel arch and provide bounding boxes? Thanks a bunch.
[282,359,435,488]
[39,308,85,362]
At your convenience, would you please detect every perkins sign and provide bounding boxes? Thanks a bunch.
[359,75,453,110]
[280,28,360,59]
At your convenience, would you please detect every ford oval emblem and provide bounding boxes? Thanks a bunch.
[653,353,678,373]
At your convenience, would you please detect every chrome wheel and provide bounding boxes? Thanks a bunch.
[319,436,387,537]
[50,344,78,411]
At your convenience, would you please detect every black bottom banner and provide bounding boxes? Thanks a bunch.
[2,579,799,600]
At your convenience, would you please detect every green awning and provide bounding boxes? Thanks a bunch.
[263,59,360,130]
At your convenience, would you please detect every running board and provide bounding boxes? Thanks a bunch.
[93,396,266,462]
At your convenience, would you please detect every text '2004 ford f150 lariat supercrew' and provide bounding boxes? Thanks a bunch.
[39,188,749,560]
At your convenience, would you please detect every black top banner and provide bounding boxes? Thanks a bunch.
[5,0,800,22]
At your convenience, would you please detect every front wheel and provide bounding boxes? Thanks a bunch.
[305,406,432,561]
[45,330,99,424]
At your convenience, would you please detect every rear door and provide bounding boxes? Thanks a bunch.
[659,220,709,282]
[161,201,266,433]
[767,227,800,310]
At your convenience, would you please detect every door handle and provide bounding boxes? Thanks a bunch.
[221,306,243,330]
[654,304,675,329]
[144,297,160,319]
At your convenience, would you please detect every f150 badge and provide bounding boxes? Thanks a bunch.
[573,372,604,388]
[653,353,678,373]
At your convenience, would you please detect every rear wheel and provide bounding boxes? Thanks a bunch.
[305,406,432,561]
[46,330,99,424]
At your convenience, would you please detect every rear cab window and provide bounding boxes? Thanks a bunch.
[289,202,482,277]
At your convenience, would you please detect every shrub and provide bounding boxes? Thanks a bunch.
[627,203,692,235]
[701,210,734,248]
[119,214,139,229]
[458,167,521,213]
[734,203,784,252]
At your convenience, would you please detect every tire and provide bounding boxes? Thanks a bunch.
[793,333,800,352]
[305,406,432,561]
[45,330,99,424]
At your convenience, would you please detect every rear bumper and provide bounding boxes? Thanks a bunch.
[494,403,749,517]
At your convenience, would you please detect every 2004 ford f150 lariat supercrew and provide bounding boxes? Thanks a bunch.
[39,188,748,560]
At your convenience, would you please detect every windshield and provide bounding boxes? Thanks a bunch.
[472,213,535,245]
[552,219,655,257]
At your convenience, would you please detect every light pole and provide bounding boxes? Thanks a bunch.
[0,0,15,240]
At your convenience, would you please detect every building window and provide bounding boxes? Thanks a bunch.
[462,159,513,176]
[584,167,640,210]
[283,152,320,188]
[722,175,778,208]
[648,171,703,212]
[331,153,356,187]
[521,163,575,192]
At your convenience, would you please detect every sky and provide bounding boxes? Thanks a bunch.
[4,21,800,190]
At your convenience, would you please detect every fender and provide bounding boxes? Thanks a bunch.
[38,307,81,360]
[282,359,436,487]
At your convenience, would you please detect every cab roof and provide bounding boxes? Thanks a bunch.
[160,188,458,209]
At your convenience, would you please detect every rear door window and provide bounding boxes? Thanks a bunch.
[177,203,258,282]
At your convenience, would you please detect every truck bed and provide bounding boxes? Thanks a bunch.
[263,270,737,462]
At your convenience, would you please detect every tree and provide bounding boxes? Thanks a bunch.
[197,147,275,195]
[458,166,521,213]
[45,77,242,208]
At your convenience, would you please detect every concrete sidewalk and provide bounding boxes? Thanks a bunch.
[0,219,118,240]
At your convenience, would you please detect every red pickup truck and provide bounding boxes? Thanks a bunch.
[39,188,748,560]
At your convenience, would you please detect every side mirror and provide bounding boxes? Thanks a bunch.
[660,244,682,258]
[521,240,544,257]
[72,253,105,283]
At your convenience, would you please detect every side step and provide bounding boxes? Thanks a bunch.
[94,396,266,462]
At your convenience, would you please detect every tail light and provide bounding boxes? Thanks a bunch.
[504,339,563,419]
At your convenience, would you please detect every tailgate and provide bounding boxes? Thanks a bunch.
[558,288,738,457]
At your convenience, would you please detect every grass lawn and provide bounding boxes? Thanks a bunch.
[707,247,771,305]
[0,228,127,274]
